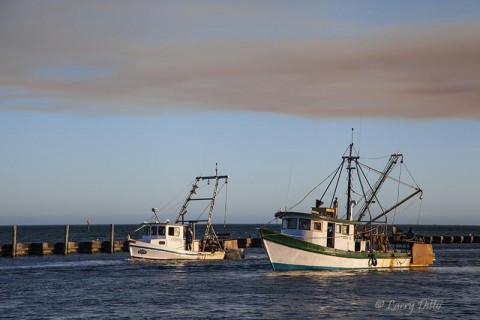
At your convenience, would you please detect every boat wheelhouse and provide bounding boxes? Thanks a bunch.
[275,210,364,252]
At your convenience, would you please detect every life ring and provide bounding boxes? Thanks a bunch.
[369,253,377,267]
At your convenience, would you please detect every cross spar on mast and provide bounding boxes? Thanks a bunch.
[175,164,228,225]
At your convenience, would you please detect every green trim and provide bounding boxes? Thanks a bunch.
[260,228,410,260]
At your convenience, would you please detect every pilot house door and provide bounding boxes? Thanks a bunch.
[327,223,335,248]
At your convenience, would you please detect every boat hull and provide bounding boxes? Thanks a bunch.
[129,241,225,260]
[261,229,412,271]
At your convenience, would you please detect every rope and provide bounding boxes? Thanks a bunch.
[259,216,281,230]
[361,155,391,160]
[416,197,423,227]
[403,161,422,190]
[284,166,292,210]
[223,181,228,228]
[195,201,212,220]
[358,162,417,189]
[157,178,197,216]
[287,165,342,211]
[392,163,402,225]
[390,196,422,219]
[195,181,227,220]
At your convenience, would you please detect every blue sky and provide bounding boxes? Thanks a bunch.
[0,1,479,225]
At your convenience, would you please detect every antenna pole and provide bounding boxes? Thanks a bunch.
[346,142,353,220]
[345,128,358,220]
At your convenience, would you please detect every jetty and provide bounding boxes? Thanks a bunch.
[0,224,477,258]
[0,224,263,258]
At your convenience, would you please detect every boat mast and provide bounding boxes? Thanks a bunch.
[346,143,354,220]
[344,130,358,220]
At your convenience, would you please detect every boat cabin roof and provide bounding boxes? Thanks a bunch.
[275,211,362,225]
[143,219,204,227]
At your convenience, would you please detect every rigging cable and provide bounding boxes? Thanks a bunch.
[329,160,345,207]
[284,166,293,211]
[416,196,423,227]
[391,159,403,225]
[195,181,227,220]
[153,178,197,222]
[355,162,386,220]
[352,160,371,222]
[195,202,211,220]
[359,162,417,189]
[288,162,343,211]
[391,196,422,219]
[403,160,422,190]
[223,180,228,229]
[361,155,390,160]
[398,158,424,226]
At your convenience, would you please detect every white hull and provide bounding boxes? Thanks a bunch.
[129,241,225,260]
[263,238,411,271]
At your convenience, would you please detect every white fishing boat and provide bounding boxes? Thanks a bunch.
[129,165,228,260]
[261,139,434,271]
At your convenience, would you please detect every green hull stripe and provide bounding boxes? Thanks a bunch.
[271,262,411,271]
[260,228,410,260]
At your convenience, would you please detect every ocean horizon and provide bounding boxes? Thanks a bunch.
[1,224,479,245]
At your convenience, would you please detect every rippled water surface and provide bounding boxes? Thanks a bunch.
[1,225,479,319]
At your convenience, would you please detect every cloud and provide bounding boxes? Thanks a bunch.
[0,2,479,119]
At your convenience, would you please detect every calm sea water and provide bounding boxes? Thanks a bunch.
[0,225,479,319]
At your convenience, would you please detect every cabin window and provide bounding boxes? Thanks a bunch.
[299,219,311,230]
[144,226,151,235]
[158,226,166,236]
[313,222,322,231]
[282,218,297,229]
[168,227,180,237]
[151,226,158,236]
[342,225,349,235]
